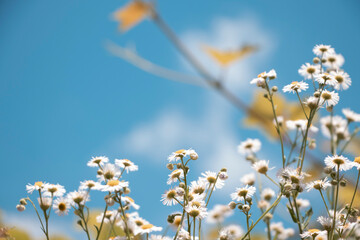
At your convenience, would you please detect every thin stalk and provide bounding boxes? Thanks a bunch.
[296,91,308,120]
[330,166,340,239]
[193,217,196,240]
[96,204,108,240]
[265,174,280,187]
[119,199,131,240]
[292,194,303,235]
[266,219,272,240]
[319,190,331,217]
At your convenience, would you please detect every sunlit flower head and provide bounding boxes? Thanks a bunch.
[285,119,318,133]
[134,223,162,235]
[161,189,178,206]
[43,183,66,197]
[353,157,360,170]
[67,190,89,206]
[167,169,184,185]
[342,108,360,122]
[324,53,345,69]
[270,222,284,234]
[230,185,256,202]
[122,196,140,210]
[300,229,327,239]
[115,159,138,173]
[98,163,121,182]
[185,204,207,219]
[200,171,224,189]
[330,71,351,90]
[306,178,331,191]
[252,160,272,174]
[79,180,101,191]
[295,198,310,209]
[250,77,266,87]
[101,179,128,192]
[313,44,335,57]
[219,225,243,239]
[167,149,197,162]
[53,197,70,216]
[189,180,207,195]
[240,173,256,186]
[298,63,319,79]
[26,181,46,194]
[206,204,233,224]
[324,155,353,171]
[282,81,308,93]
[38,197,52,211]
[237,138,261,155]
[315,73,337,86]
[261,188,275,201]
[87,156,109,167]
[317,216,338,231]
[320,90,339,107]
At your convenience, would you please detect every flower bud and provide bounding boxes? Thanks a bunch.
[242,204,250,212]
[314,91,320,98]
[104,195,115,207]
[313,57,320,64]
[19,198,27,205]
[272,86,278,92]
[324,167,332,174]
[97,169,103,175]
[179,182,185,189]
[123,187,131,194]
[16,204,25,212]
[219,172,228,180]
[331,180,338,185]
[220,168,227,172]
[228,201,237,210]
[190,151,198,160]
[167,163,174,171]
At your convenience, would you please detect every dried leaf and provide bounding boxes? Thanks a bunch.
[113,1,152,31]
[203,45,257,66]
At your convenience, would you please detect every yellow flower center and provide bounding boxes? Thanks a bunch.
[107,180,120,187]
[335,76,344,83]
[58,202,67,211]
[141,224,153,230]
[122,159,132,167]
[332,158,345,165]
[126,196,135,203]
[207,176,217,183]
[307,67,315,74]
[354,157,360,164]
[321,92,332,100]
[35,181,44,187]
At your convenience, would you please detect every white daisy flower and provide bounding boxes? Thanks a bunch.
[252,160,272,174]
[115,159,138,173]
[320,115,347,139]
[240,173,256,186]
[306,178,331,191]
[342,108,360,122]
[101,179,128,192]
[324,155,353,171]
[161,189,178,206]
[278,228,295,240]
[134,223,162,235]
[87,156,109,167]
[320,90,339,107]
[167,149,195,162]
[96,210,119,224]
[185,204,208,219]
[295,198,310,209]
[26,181,47,194]
[298,63,319,79]
[270,222,284,234]
[219,225,243,239]
[330,71,351,90]
[304,96,321,110]
[189,180,207,195]
[206,204,233,224]
[167,169,184,185]
[38,197,52,210]
[267,69,277,79]
[317,216,338,231]
[285,119,318,133]
[177,228,190,240]
[313,44,335,57]
[282,81,309,93]
[53,197,70,216]
[122,196,140,210]
[230,185,256,202]
[237,138,261,155]
[67,190,90,206]
[200,171,224,190]
[79,180,101,191]
[353,157,360,170]
[261,188,275,201]
[98,163,121,182]
[324,53,345,69]
[257,199,270,211]
[250,77,266,87]
[43,183,66,197]
[300,229,327,239]
[315,73,337,86]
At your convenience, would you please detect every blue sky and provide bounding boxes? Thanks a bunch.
[1,0,360,238]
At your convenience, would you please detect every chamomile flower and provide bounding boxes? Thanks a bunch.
[87,156,109,167]
[267,69,277,79]
[96,210,118,224]
[189,180,207,195]
[177,228,190,240]
[240,173,256,186]
[330,71,351,90]
[161,189,178,206]
[282,81,309,93]
[43,183,66,197]
[295,198,310,209]
[252,160,272,174]
[200,171,224,189]
[219,225,243,239]
[315,73,337,86]
[298,63,319,79]
[304,96,321,110]
[324,155,353,171]
[342,108,360,122]
[167,169,184,185]
[237,138,261,155]
[122,196,140,210]
[353,157,360,170]
[230,185,256,202]
[115,159,138,173]
[261,188,275,201]
[270,222,285,234]
[300,229,327,239]
[320,115,347,139]
[98,163,121,182]
[26,181,46,194]
[250,77,266,87]
[53,197,70,216]
[320,90,339,107]
[324,53,345,69]
[185,204,208,219]
[317,216,337,231]
[38,197,52,210]
[167,149,194,162]
[134,223,162,235]
[79,180,101,191]
[67,190,89,206]
[313,44,335,57]
[206,205,233,223]
[278,228,295,240]
[306,178,331,191]
[101,179,128,192]
[285,120,318,133]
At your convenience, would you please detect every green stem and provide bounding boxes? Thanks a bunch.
[296,91,308,120]
[96,204,108,240]
[330,166,340,239]
[319,190,331,217]
[119,199,131,240]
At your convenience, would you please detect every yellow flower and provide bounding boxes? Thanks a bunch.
[113,1,152,31]
[203,45,257,66]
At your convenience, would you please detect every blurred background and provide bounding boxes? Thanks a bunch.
[1,0,360,239]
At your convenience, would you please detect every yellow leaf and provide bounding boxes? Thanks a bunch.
[203,45,257,66]
[113,1,152,31]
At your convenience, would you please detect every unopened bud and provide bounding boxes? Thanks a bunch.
[324,167,332,174]
[314,91,320,98]
[272,86,278,92]
[190,152,198,160]
[313,57,320,64]
[97,170,103,175]
[20,198,27,205]
[242,204,250,212]
[228,201,236,210]
[16,204,25,212]
[167,163,174,171]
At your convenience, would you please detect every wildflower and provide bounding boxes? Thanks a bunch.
[101,179,128,192]
[240,173,256,186]
[189,180,207,195]
[282,81,309,93]
[324,53,345,69]
[26,181,46,194]
[206,204,233,223]
[300,229,327,239]
[237,138,261,155]
[38,197,52,211]
[200,171,224,189]
[87,156,109,167]
[115,159,138,173]
[295,198,310,209]
[122,196,140,210]
[67,191,89,206]
[43,183,66,197]
[219,225,243,239]
[168,149,194,162]
[134,223,162,235]
[98,163,121,182]
[298,63,319,79]
[313,44,335,57]
[257,200,270,211]
[161,189,178,206]
[261,188,275,201]
[16,204,25,212]
[177,228,190,240]
[252,160,272,174]
[317,216,337,231]
[219,171,228,180]
[331,71,351,90]
[353,157,360,170]
[320,90,339,107]
[304,96,320,110]
[79,180,101,191]
[230,185,256,202]
[324,155,353,171]
[167,169,184,185]
[278,228,295,239]
[315,73,337,86]
[270,222,284,234]
[306,178,331,191]
[96,210,118,224]
[250,77,266,87]
[320,115,347,139]
[342,108,360,122]
[267,69,277,79]
[53,197,70,216]
[285,120,318,133]
[185,204,208,219]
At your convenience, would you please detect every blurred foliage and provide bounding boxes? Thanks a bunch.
[203,45,258,66]
[113,1,152,31]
